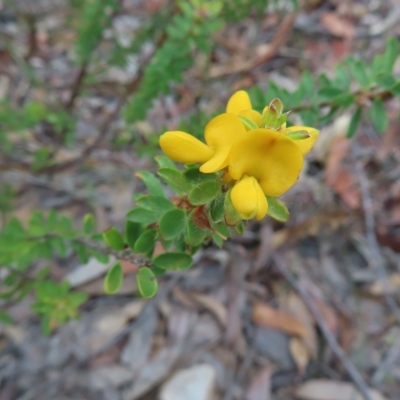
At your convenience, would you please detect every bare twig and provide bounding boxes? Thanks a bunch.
[65,61,90,111]
[273,254,374,400]
[354,159,400,326]
[76,237,152,267]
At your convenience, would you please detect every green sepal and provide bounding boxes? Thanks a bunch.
[188,181,222,205]
[224,189,242,225]
[239,116,258,131]
[134,229,157,257]
[266,197,289,222]
[158,167,192,193]
[102,227,125,251]
[135,170,165,197]
[104,262,123,294]
[153,252,193,270]
[136,267,158,298]
[285,130,310,140]
[155,155,177,169]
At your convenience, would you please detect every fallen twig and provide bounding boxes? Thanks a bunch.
[273,254,374,400]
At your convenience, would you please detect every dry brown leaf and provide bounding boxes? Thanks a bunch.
[245,366,272,400]
[296,379,388,400]
[290,337,309,374]
[366,274,400,296]
[320,12,356,39]
[252,302,307,337]
[190,293,228,327]
[325,136,360,209]
[283,292,318,358]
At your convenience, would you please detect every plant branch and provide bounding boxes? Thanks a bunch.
[273,254,374,400]
[76,237,152,267]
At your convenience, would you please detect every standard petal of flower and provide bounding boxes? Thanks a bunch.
[229,128,304,197]
[200,113,246,173]
[231,175,268,220]
[281,126,320,155]
[159,131,214,163]
[226,90,252,113]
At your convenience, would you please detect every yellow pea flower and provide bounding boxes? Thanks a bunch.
[228,128,304,197]
[231,175,268,220]
[159,113,246,173]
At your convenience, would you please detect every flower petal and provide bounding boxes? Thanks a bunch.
[229,128,304,197]
[281,126,320,155]
[200,113,246,173]
[226,90,252,113]
[160,131,214,163]
[231,175,268,220]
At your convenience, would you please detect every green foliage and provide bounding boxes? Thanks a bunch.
[32,280,88,334]
[136,267,158,298]
[266,197,289,222]
[104,262,123,294]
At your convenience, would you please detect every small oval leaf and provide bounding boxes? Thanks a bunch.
[135,171,165,197]
[134,229,157,257]
[102,227,125,251]
[104,262,123,294]
[189,181,222,205]
[159,209,186,240]
[158,167,192,193]
[153,252,193,270]
[136,267,158,298]
[126,208,157,224]
[266,197,289,222]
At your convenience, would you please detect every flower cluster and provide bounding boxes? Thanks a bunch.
[159,91,319,220]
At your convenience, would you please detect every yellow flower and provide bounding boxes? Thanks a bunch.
[229,128,304,197]
[226,91,319,152]
[159,113,246,173]
[231,175,268,220]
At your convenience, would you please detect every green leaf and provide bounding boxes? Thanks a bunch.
[102,227,125,251]
[224,189,241,226]
[134,229,157,257]
[83,213,95,235]
[136,267,158,298]
[0,310,14,325]
[184,167,219,183]
[126,208,157,224]
[371,98,388,133]
[266,197,289,222]
[239,116,258,130]
[212,233,224,248]
[104,262,123,294]
[155,155,177,169]
[391,81,400,96]
[188,181,222,205]
[382,37,399,74]
[186,210,209,246]
[71,242,90,264]
[125,220,143,249]
[136,195,175,215]
[159,209,186,240]
[158,167,192,193]
[347,107,362,138]
[318,87,343,99]
[209,195,225,222]
[135,170,165,197]
[153,252,193,270]
[375,74,397,89]
[346,58,370,88]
